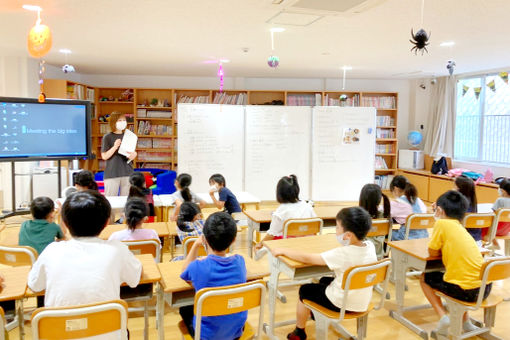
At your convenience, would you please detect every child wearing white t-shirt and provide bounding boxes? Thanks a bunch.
[270,207,377,340]
[255,175,316,250]
[28,191,142,332]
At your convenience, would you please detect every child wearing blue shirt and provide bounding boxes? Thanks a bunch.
[180,212,246,340]
[209,174,241,215]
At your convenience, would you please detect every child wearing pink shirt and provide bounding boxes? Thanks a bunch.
[109,198,160,243]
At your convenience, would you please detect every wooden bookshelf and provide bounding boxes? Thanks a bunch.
[45,80,399,181]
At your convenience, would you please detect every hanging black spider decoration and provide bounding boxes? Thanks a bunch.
[410,28,431,55]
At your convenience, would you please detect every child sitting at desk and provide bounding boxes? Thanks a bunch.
[108,197,159,243]
[176,202,204,243]
[390,175,428,240]
[209,173,241,215]
[128,172,155,221]
[270,207,377,340]
[488,178,510,240]
[18,196,65,256]
[420,190,490,337]
[180,212,246,340]
[255,175,316,250]
[454,176,480,241]
[170,173,206,221]
[28,190,142,308]
[74,170,98,191]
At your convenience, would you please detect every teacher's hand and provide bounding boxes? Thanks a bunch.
[127,151,137,160]
[114,139,122,149]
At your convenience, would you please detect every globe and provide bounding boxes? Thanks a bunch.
[407,130,423,148]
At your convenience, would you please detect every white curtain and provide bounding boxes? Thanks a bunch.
[424,76,456,158]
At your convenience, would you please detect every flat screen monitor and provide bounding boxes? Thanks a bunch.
[0,97,91,161]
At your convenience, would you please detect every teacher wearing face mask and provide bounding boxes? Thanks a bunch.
[101,111,137,196]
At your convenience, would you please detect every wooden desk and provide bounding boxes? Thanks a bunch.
[262,234,338,339]
[156,255,269,340]
[244,204,355,257]
[0,266,30,340]
[99,222,169,240]
[0,226,20,246]
[387,239,453,340]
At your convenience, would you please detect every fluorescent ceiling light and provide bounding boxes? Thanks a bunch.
[270,27,286,33]
[22,4,42,11]
[342,65,353,70]
[440,41,455,47]
[59,49,72,54]
[219,59,230,63]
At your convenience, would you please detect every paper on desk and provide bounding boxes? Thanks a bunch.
[118,129,138,158]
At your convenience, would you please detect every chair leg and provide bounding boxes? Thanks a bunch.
[312,312,328,340]
[144,300,149,340]
[356,315,368,339]
[443,300,465,340]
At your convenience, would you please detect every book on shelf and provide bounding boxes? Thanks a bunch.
[324,94,359,107]
[146,110,172,118]
[374,175,394,190]
[177,95,210,104]
[375,144,395,154]
[137,121,173,136]
[138,163,172,170]
[375,156,389,169]
[361,96,396,109]
[376,115,395,126]
[286,94,321,106]
[137,109,147,117]
[376,128,395,139]
[212,92,247,105]
[137,151,172,161]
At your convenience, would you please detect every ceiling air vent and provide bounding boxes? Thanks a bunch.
[274,0,388,15]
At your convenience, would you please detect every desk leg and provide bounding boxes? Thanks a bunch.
[170,235,175,259]
[263,255,281,340]
[17,299,24,340]
[157,284,165,340]
[247,220,260,258]
[505,239,510,257]
[389,250,429,340]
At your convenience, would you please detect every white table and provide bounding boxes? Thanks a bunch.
[195,191,261,206]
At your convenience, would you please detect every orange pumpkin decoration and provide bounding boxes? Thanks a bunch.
[27,18,52,58]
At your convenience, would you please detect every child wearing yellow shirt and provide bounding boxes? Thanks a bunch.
[420,190,491,337]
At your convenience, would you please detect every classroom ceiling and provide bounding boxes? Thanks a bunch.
[0,0,508,79]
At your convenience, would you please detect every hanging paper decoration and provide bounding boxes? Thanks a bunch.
[487,80,496,92]
[217,63,224,93]
[38,59,46,103]
[267,55,280,68]
[27,9,52,58]
[499,72,508,84]
[473,87,482,100]
[462,85,469,96]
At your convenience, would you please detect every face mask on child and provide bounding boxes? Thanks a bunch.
[209,184,219,192]
[336,233,350,246]
[116,121,127,131]
[498,188,504,196]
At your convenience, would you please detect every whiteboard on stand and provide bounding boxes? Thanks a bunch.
[311,106,376,201]
[177,104,244,193]
[245,106,311,200]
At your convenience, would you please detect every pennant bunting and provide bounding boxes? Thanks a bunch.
[499,72,508,84]
[487,80,496,92]
[462,85,469,96]
[474,87,482,100]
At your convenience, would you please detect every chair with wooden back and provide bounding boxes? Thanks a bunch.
[493,208,510,256]
[463,213,496,243]
[282,217,323,239]
[303,258,392,340]
[433,256,510,340]
[178,280,266,340]
[0,245,37,267]
[31,300,128,340]
[404,214,435,240]
[123,239,161,262]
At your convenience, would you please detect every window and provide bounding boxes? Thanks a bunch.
[455,74,510,165]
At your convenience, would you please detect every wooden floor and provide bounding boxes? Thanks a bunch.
[3,215,510,339]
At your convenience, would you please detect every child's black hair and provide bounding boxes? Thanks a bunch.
[390,175,418,205]
[62,190,111,237]
[276,174,300,204]
[176,173,193,202]
[209,173,226,187]
[74,170,98,191]
[359,183,391,219]
[336,207,372,241]
[455,176,478,213]
[128,172,148,198]
[125,198,149,231]
[203,212,237,251]
[177,202,201,232]
[436,190,469,222]
[30,196,55,220]
[500,178,510,195]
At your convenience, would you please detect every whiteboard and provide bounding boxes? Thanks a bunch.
[311,107,376,201]
[245,106,311,200]
[178,104,244,193]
